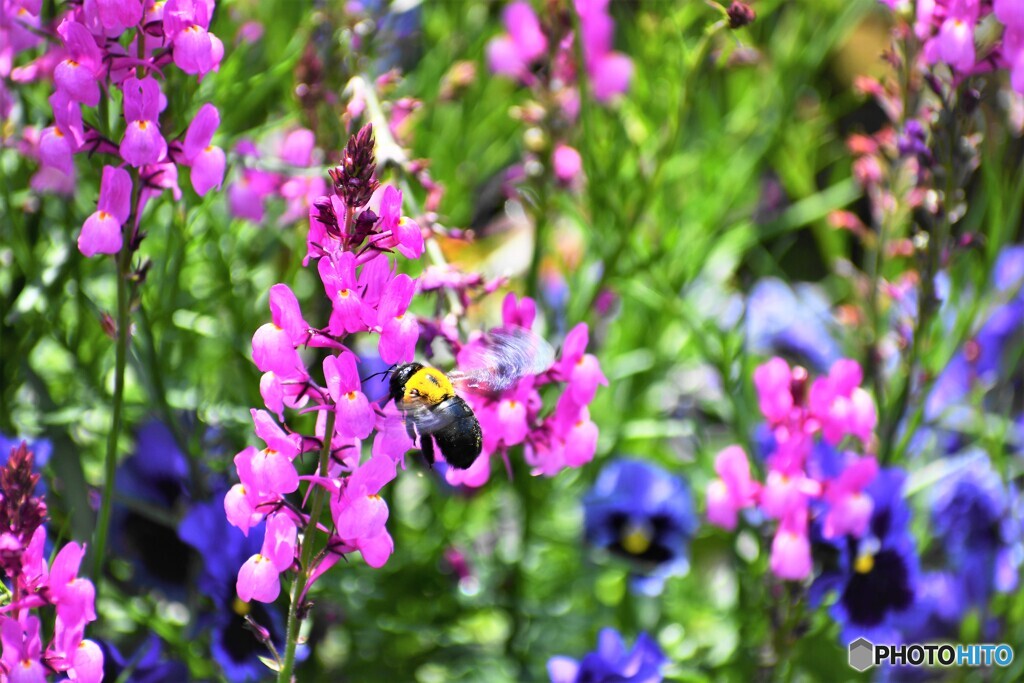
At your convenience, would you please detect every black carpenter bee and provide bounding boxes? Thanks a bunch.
[386,327,553,470]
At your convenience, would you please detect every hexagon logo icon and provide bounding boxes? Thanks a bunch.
[849,637,875,672]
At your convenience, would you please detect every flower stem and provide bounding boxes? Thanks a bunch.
[92,224,131,580]
[278,409,336,683]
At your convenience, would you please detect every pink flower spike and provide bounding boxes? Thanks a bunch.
[78,166,132,257]
[237,554,281,603]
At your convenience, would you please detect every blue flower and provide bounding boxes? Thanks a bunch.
[928,450,1021,605]
[926,246,1024,421]
[813,468,917,643]
[745,277,841,373]
[111,421,195,596]
[548,628,666,683]
[179,498,287,683]
[97,635,189,683]
[583,459,697,595]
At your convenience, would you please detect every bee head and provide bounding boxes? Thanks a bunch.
[389,363,423,403]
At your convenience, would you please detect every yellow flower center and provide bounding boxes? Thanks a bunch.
[620,521,652,556]
[854,552,875,574]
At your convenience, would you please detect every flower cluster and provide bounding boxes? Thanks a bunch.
[0,443,103,682]
[548,628,666,683]
[224,123,605,608]
[488,0,632,104]
[9,0,226,254]
[227,128,326,225]
[881,0,1024,92]
[582,459,697,595]
[706,357,879,580]
[486,0,632,186]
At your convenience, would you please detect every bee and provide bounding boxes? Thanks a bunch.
[386,327,554,470]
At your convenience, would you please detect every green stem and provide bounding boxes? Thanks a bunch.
[92,200,134,580]
[278,409,336,683]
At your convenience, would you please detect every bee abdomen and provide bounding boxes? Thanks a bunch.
[433,396,482,470]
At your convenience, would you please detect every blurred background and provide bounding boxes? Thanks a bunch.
[2,0,1023,681]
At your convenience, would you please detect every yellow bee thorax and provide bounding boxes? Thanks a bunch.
[404,367,455,404]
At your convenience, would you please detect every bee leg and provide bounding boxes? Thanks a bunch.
[420,433,436,469]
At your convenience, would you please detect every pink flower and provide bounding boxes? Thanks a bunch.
[769,510,812,581]
[319,251,367,335]
[373,273,418,364]
[487,2,548,77]
[183,103,225,196]
[53,19,104,106]
[237,553,283,603]
[753,357,794,424]
[120,76,167,167]
[78,165,132,257]
[324,352,376,440]
[377,186,424,259]
[164,0,219,75]
[705,445,760,530]
[95,0,143,34]
[332,455,397,567]
[553,144,582,182]
[821,455,877,539]
[48,543,97,628]
[251,284,311,375]
[0,616,46,683]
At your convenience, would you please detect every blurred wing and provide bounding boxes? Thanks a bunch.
[449,327,555,395]
[379,396,459,436]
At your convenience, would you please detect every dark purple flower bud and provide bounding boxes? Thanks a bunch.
[313,196,341,238]
[328,123,380,209]
[0,443,48,568]
[727,1,756,29]
[351,208,378,245]
[790,365,809,406]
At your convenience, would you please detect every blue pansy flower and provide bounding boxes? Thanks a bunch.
[926,246,1024,421]
[179,498,287,682]
[745,277,842,373]
[111,421,195,596]
[928,450,1021,605]
[583,459,697,595]
[813,468,917,644]
[98,635,189,683]
[548,628,666,683]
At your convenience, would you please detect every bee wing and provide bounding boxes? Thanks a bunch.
[378,396,459,437]
[448,326,555,395]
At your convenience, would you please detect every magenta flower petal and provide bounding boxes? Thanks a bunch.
[96,0,142,31]
[379,314,418,364]
[589,52,633,101]
[174,24,214,74]
[236,554,281,603]
[280,128,316,167]
[224,483,259,535]
[120,120,167,167]
[78,211,123,257]
[349,454,397,495]
[504,1,547,62]
[356,529,394,568]
[261,513,297,572]
[269,283,308,340]
[553,144,582,182]
[252,448,299,495]
[336,493,389,539]
[183,102,220,159]
[53,59,99,106]
[487,35,526,76]
[937,17,975,72]
[189,145,225,195]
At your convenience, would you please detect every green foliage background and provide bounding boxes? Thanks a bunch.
[2,0,1023,681]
